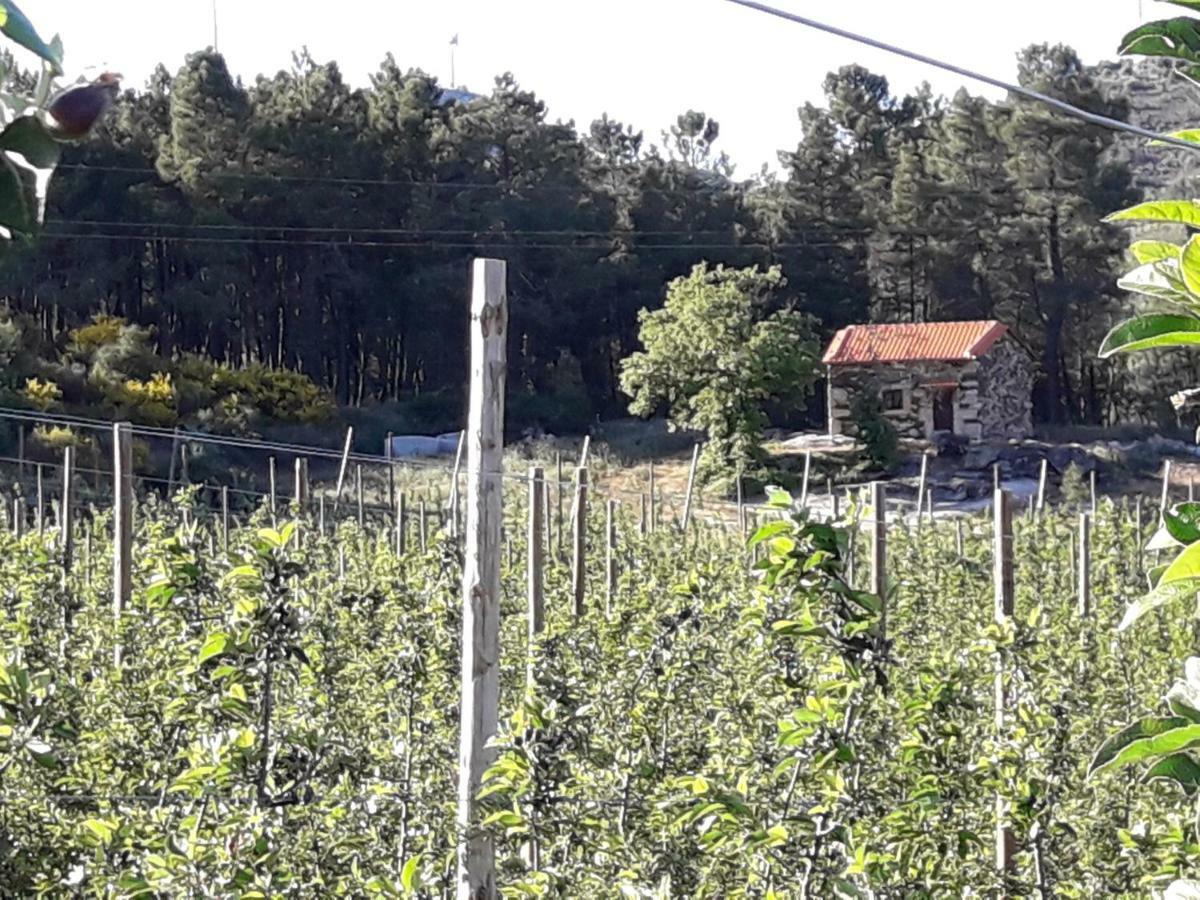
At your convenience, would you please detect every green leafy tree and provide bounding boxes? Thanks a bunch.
[619,263,817,477]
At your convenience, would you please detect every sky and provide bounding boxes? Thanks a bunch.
[34,0,1158,173]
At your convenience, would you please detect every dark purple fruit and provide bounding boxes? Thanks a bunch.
[47,72,121,140]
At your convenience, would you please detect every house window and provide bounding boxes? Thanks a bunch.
[882,389,904,411]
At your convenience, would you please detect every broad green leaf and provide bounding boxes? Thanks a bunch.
[0,2,63,74]
[1183,234,1200,296]
[0,116,58,169]
[1144,752,1200,796]
[81,818,115,844]
[1166,503,1200,544]
[1105,199,1200,227]
[749,520,791,547]
[1168,658,1200,722]
[0,155,31,236]
[1089,716,1200,775]
[1131,239,1182,263]
[198,632,229,664]
[1162,0,1200,10]
[400,855,422,893]
[1152,129,1200,147]
[1161,540,1200,586]
[1116,261,1194,306]
[1149,524,1185,551]
[1099,314,1200,357]
[1120,579,1197,630]
[1120,18,1200,61]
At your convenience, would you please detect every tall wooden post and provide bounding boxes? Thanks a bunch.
[572,466,588,617]
[870,482,887,640]
[396,492,407,554]
[555,451,564,556]
[736,471,746,534]
[800,450,812,509]
[221,486,230,551]
[419,499,428,551]
[294,458,309,508]
[606,498,617,615]
[1036,458,1048,516]
[527,467,545,647]
[1090,469,1098,515]
[386,431,396,519]
[578,435,592,468]
[682,443,701,531]
[319,495,327,536]
[355,464,365,528]
[639,492,648,536]
[456,258,506,900]
[35,463,43,533]
[268,456,277,523]
[112,422,133,665]
[449,430,466,539]
[1078,512,1091,618]
[916,452,928,522]
[1135,494,1144,575]
[648,461,656,533]
[1162,459,1174,521]
[61,446,75,574]
[167,427,181,493]
[333,426,354,515]
[993,488,1016,882]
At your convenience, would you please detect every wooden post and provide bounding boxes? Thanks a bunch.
[61,447,75,574]
[639,492,647,537]
[800,450,812,509]
[180,442,189,484]
[736,472,746,534]
[1036,458,1047,516]
[572,466,588,617]
[1162,459,1173,521]
[112,422,133,665]
[167,427,180,493]
[682,443,701,531]
[456,258,507,900]
[648,461,656,533]
[527,467,545,644]
[993,463,1000,493]
[448,430,466,539]
[870,482,887,639]
[993,488,1016,881]
[1078,512,1091,618]
[11,493,20,538]
[956,518,965,557]
[916,452,928,521]
[1135,494,1144,574]
[578,435,592,468]
[294,458,309,508]
[396,492,407,554]
[606,498,617,616]
[386,431,396,519]
[221,486,230,551]
[332,426,354,515]
[35,463,44,533]
[268,456,277,522]
[555,451,564,556]
[318,495,327,536]
[356,464,365,528]
[1090,469,1098,515]
[419,499,428,551]
[1192,476,1197,504]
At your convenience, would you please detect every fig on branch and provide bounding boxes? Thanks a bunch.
[46,72,120,140]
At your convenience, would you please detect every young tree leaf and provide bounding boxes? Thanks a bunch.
[1143,753,1200,796]
[1131,239,1182,263]
[1099,315,1200,357]
[1165,503,1200,544]
[1183,234,1200,297]
[198,632,229,664]
[1089,717,1200,776]
[1105,199,1200,227]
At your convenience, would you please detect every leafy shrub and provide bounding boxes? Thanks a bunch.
[851,390,899,472]
[210,364,335,425]
[23,378,61,411]
[1060,461,1089,508]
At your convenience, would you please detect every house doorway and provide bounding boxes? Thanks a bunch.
[933,387,956,432]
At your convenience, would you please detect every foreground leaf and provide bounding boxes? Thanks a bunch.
[1089,716,1200,776]
[1100,315,1200,357]
[0,1,62,74]
[1105,199,1200,228]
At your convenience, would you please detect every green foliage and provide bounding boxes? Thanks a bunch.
[1061,461,1090,508]
[620,263,818,478]
[848,390,899,472]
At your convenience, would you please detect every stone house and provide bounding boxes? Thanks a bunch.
[823,321,1033,442]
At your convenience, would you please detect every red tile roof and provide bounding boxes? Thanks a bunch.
[822,320,1008,366]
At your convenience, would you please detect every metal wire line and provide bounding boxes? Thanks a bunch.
[723,0,1200,156]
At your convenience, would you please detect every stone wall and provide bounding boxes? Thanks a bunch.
[975,338,1034,439]
[827,336,1032,441]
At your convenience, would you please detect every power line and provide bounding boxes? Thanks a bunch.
[723,0,1200,155]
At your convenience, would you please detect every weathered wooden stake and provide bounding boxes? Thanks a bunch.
[1036,458,1048,516]
[1090,469,1098,515]
[318,495,326,536]
[870,482,887,640]
[682,443,701,531]
[555,451,564,556]
[386,431,396,517]
[800,450,812,508]
[956,518,965,557]
[1162,459,1174,521]
[1135,494,1144,574]
[578,435,591,468]
[449,430,466,539]
[355,464,365,528]
[112,422,133,666]
[332,426,354,515]
[268,456,277,522]
[167,427,181,493]
[736,472,746,533]
[456,258,507,900]
[61,447,75,574]
[419,499,428,551]
[993,488,1016,881]
[572,466,588,617]
[397,492,407,554]
[993,463,1001,493]
[221,486,230,551]
[1078,512,1091,618]
[35,463,44,533]
[639,492,647,536]
[605,498,617,615]
[527,467,545,647]
[648,461,657,533]
[294,458,309,508]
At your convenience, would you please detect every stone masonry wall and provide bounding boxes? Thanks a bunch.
[975,339,1033,439]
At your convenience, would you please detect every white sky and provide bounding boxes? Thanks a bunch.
[35,0,1156,172]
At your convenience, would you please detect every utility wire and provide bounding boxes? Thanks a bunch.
[723,0,1200,155]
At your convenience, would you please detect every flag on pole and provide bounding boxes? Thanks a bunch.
[450,34,459,46]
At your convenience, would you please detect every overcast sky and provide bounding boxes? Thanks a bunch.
[35,0,1155,172]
